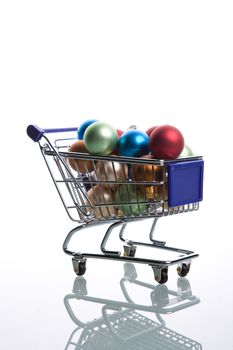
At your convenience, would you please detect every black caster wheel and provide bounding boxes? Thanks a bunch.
[72,258,87,276]
[123,245,137,257]
[152,266,168,284]
[177,262,191,277]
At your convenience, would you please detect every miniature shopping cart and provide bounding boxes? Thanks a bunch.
[64,264,202,349]
[27,125,204,284]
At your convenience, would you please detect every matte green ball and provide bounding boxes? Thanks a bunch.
[114,185,147,216]
[179,144,193,158]
[84,121,118,155]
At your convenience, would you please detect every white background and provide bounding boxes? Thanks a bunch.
[0,1,233,349]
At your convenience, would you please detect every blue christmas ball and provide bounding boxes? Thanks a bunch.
[78,119,98,140]
[118,130,150,157]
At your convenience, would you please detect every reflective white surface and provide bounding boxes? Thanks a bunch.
[1,219,233,350]
[64,265,201,350]
[1,0,233,348]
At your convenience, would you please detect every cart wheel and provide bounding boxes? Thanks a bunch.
[152,266,168,284]
[123,245,137,257]
[72,258,87,276]
[177,262,191,277]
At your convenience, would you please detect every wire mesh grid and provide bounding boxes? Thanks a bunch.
[66,310,202,350]
[40,136,200,223]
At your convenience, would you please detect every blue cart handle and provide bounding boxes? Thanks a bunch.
[27,124,78,142]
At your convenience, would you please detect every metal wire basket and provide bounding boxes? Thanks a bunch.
[27,125,204,283]
[27,125,203,223]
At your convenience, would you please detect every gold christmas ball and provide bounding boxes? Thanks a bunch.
[94,160,128,189]
[131,155,164,182]
[86,185,116,219]
[144,183,168,201]
[67,140,94,173]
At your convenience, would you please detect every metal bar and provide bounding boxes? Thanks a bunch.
[40,144,81,222]
[101,221,124,255]
[73,252,199,266]
[149,217,166,245]
[45,149,202,165]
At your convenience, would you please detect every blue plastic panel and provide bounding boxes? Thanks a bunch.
[168,160,204,207]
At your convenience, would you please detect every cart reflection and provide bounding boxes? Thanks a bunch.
[64,263,202,349]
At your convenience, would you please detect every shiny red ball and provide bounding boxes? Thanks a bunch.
[146,126,158,136]
[117,129,124,138]
[111,129,124,155]
[149,125,184,159]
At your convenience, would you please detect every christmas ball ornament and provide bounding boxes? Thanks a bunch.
[117,129,124,138]
[150,125,184,160]
[127,125,137,130]
[80,175,92,192]
[179,144,193,158]
[111,129,124,155]
[87,185,116,219]
[144,183,168,202]
[146,126,158,136]
[114,185,146,216]
[95,160,128,188]
[118,130,150,157]
[78,119,97,140]
[67,140,94,173]
[84,121,118,155]
[131,155,163,182]
[144,183,168,201]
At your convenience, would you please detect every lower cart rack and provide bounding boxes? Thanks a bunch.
[27,125,204,283]
[64,218,199,284]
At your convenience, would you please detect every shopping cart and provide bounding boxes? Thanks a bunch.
[64,263,202,349]
[27,125,204,283]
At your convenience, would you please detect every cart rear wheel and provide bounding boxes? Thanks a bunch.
[123,245,137,257]
[72,258,87,276]
[177,262,191,277]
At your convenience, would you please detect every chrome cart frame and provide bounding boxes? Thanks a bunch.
[27,125,204,284]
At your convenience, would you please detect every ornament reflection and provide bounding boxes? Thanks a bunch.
[64,263,202,349]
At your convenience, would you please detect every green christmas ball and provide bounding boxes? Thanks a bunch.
[114,185,147,216]
[84,121,118,155]
[179,144,193,158]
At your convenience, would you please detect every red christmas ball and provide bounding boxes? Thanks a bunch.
[111,129,124,155]
[150,125,184,159]
[117,129,124,138]
[146,126,158,136]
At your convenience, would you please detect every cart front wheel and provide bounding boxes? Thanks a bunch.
[152,266,168,284]
[72,258,87,276]
[177,262,191,277]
